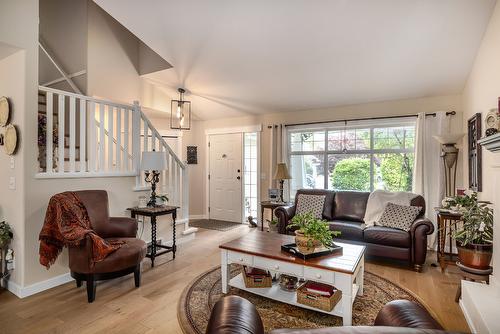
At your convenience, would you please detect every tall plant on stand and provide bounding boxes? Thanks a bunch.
[442,191,493,269]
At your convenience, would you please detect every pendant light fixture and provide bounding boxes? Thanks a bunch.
[170,88,191,130]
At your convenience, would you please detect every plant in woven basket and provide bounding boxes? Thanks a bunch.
[287,212,340,254]
[0,221,13,248]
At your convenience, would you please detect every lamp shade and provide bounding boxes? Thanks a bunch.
[274,163,291,180]
[141,151,167,171]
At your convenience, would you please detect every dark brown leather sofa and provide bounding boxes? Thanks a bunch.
[68,190,147,302]
[275,189,434,271]
[206,296,459,334]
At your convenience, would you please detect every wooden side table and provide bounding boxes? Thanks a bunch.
[260,201,291,232]
[436,211,462,272]
[127,205,178,267]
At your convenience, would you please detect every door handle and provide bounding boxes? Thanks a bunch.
[237,176,241,180]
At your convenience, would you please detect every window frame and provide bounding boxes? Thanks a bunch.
[287,119,416,192]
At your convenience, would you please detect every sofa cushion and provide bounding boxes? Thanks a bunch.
[364,226,411,248]
[377,202,422,232]
[93,238,147,273]
[296,194,326,219]
[328,220,364,241]
[294,189,335,220]
[333,191,369,222]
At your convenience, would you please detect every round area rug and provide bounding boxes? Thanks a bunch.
[178,265,430,334]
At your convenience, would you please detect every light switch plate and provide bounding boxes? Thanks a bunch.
[10,157,14,169]
[9,176,15,190]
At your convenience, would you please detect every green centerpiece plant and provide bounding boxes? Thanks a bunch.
[287,212,340,254]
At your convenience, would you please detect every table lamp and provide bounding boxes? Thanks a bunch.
[274,163,292,203]
[141,150,168,207]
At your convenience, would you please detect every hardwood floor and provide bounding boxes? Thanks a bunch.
[0,226,470,333]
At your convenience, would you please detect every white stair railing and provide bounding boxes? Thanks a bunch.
[135,110,189,220]
[36,86,189,222]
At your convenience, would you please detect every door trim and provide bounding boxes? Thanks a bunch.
[205,126,262,223]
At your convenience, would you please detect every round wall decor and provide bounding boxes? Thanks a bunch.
[0,97,10,126]
[4,124,17,155]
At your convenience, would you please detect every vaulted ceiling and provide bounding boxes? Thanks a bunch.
[94,0,496,120]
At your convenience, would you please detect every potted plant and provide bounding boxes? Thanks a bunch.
[287,212,340,254]
[268,219,279,232]
[0,221,13,249]
[155,194,169,206]
[443,191,493,269]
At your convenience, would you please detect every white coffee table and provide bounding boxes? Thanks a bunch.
[219,231,365,326]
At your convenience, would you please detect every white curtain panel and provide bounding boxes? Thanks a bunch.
[412,111,446,248]
[269,124,287,196]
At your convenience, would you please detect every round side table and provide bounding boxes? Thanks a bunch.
[455,261,492,302]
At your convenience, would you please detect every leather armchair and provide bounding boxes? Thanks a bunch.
[68,190,147,302]
[206,297,454,334]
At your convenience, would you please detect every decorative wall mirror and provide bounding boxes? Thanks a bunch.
[468,113,482,191]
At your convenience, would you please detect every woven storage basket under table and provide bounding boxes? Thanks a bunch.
[242,266,272,288]
[297,282,342,312]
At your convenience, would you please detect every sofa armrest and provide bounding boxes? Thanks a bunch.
[275,205,296,234]
[206,296,264,334]
[374,300,443,330]
[103,217,138,238]
[409,218,434,266]
[68,234,93,274]
[410,218,435,236]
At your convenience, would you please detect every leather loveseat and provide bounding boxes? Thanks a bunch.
[275,189,434,272]
[206,296,456,334]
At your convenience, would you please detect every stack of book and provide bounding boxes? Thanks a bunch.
[303,281,337,297]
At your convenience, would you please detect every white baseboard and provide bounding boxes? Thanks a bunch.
[190,214,207,220]
[7,272,73,299]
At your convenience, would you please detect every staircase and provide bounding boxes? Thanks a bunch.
[36,86,189,222]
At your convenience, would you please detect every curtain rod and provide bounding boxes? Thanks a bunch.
[267,111,456,129]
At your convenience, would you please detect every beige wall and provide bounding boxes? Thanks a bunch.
[0,0,39,289]
[0,50,27,286]
[461,1,500,275]
[151,94,463,216]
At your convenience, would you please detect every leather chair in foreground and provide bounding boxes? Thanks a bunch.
[206,296,460,334]
[68,190,147,302]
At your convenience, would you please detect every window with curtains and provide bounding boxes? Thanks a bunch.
[288,120,416,196]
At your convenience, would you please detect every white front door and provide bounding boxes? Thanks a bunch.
[209,133,243,222]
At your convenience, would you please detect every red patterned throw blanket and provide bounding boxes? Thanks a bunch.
[39,191,123,269]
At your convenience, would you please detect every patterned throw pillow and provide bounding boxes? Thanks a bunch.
[295,194,326,219]
[377,202,422,232]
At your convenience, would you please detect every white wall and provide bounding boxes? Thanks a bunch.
[0,50,26,286]
[150,94,464,216]
[462,1,500,275]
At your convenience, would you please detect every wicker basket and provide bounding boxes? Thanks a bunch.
[242,266,272,288]
[297,282,342,312]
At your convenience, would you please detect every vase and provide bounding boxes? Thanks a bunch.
[295,230,321,255]
[457,241,493,269]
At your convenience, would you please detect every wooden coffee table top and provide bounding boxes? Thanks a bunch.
[220,231,365,274]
